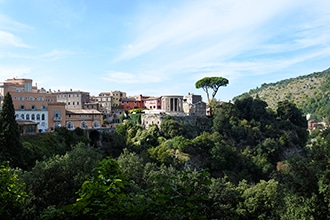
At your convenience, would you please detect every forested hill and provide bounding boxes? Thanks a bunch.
[234,68,330,121]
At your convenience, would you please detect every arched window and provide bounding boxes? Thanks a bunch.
[36,114,40,120]
[26,114,30,120]
[93,121,100,128]
[21,114,24,119]
[41,114,45,120]
[67,121,74,129]
[54,122,61,128]
[31,105,36,110]
[81,121,87,128]
[31,114,35,120]
[20,105,25,110]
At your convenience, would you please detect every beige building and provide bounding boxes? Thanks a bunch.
[182,93,206,116]
[96,92,113,114]
[0,78,66,132]
[55,89,90,110]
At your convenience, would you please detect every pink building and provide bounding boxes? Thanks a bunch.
[144,97,161,110]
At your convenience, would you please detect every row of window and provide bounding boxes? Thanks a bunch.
[16,113,46,121]
[20,105,47,110]
[66,121,100,129]
[57,94,81,98]
[67,101,80,105]
[14,96,54,102]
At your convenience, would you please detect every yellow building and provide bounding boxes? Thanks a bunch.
[110,90,126,107]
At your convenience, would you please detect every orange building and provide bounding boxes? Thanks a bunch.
[65,109,102,130]
[0,78,66,132]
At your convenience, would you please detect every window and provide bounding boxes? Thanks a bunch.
[77,102,79,105]
[20,105,25,110]
[19,96,24,101]
[36,114,40,120]
[31,105,36,110]
[21,114,24,119]
[29,96,34,101]
[54,122,61,128]
[68,102,70,105]
[31,114,35,120]
[26,114,30,120]
[41,114,45,120]
[41,105,46,110]
[93,121,100,128]
[81,121,87,128]
[67,121,74,129]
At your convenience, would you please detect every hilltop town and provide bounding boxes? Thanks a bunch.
[0,78,208,134]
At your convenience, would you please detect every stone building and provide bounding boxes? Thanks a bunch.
[161,95,184,112]
[55,89,90,110]
[182,93,206,116]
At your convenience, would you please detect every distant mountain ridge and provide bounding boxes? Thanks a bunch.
[234,68,330,121]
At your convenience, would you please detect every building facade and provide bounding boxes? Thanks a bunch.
[110,90,126,107]
[182,93,206,116]
[0,78,65,132]
[161,95,184,112]
[55,89,90,110]
[65,109,102,130]
[96,92,113,114]
[120,95,148,111]
[144,97,161,110]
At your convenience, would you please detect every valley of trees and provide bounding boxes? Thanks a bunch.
[1,87,330,219]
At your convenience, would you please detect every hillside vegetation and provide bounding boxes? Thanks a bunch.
[234,68,330,122]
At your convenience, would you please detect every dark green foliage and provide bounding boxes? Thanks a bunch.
[237,179,281,220]
[195,76,229,102]
[160,117,184,138]
[0,92,23,168]
[0,163,27,219]
[20,127,90,170]
[43,158,133,219]
[21,143,102,217]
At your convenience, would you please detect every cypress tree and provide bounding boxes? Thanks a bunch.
[0,92,22,167]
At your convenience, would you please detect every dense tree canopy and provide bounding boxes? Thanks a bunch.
[1,92,328,219]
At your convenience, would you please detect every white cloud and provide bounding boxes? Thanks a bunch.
[0,14,33,32]
[113,0,294,63]
[0,30,31,48]
[40,49,75,61]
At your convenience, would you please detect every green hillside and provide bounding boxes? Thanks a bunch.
[234,68,330,122]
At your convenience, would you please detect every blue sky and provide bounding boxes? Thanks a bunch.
[1,0,330,102]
